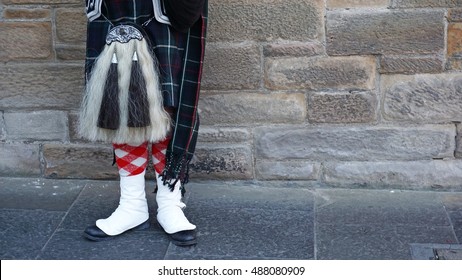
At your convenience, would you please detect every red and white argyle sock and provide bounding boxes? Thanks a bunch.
[151,137,171,174]
[113,142,149,176]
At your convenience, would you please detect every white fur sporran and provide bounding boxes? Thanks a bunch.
[79,24,171,144]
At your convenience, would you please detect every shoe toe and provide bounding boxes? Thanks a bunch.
[169,230,197,246]
[83,225,112,241]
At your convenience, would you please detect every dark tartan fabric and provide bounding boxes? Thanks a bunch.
[85,0,208,186]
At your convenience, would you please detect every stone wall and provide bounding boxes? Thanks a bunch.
[1,0,461,190]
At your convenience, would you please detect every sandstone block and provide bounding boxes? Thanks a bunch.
[2,8,50,19]
[197,127,251,143]
[42,144,117,179]
[255,125,455,161]
[327,0,389,8]
[308,91,377,123]
[55,8,87,43]
[324,160,462,190]
[391,0,462,8]
[448,23,462,58]
[379,55,444,74]
[4,111,68,141]
[447,57,462,70]
[202,43,261,90]
[208,0,324,42]
[256,160,320,180]
[0,64,84,109]
[263,42,325,57]
[0,22,52,61]
[199,92,306,125]
[190,144,253,180]
[68,111,86,142]
[55,45,86,61]
[0,143,41,176]
[327,9,445,55]
[382,73,462,122]
[449,8,462,22]
[265,56,376,91]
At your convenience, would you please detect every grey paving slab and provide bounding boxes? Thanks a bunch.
[38,229,170,260]
[165,206,314,260]
[439,192,462,212]
[0,209,64,260]
[448,211,462,242]
[187,182,315,211]
[316,189,450,226]
[59,180,159,231]
[316,224,457,260]
[434,247,462,260]
[410,243,462,260]
[0,177,84,211]
[1,176,460,260]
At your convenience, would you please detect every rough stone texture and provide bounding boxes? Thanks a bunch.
[449,8,462,21]
[0,112,5,141]
[308,91,377,123]
[457,124,462,158]
[0,22,52,61]
[391,0,462,8]
[263,41,325,57]
[55,45,86,61]
[197,127,251,143]
[0,143,41,176]
[327,0,390,8]
[255,125,455,161]
[379,55,444,74]
[447,57,462,70]
[208,0,324,42]
[265,56,376,91]
[448,23,462,58]
[382,73,462,122]
[199,92,306,125]
[324,160,462,189]
[68,111,83,142]
[42,144,117,179]
[2,8,50,19]
[202,43,261,90]
[4,111,68,141]
[0,64,84,109]
[0,209,65,260]
[255,160,320,180]
[327,9,445,55]
[189,144,253,180]
[55,8,87,43]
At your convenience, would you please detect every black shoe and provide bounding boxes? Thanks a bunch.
[169,230,197,246]
[158,224,197,246]
[82,220,150,241]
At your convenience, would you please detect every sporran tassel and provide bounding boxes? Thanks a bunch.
[128,51,151,127]
[97,53,120,129]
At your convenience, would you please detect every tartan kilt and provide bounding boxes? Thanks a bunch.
[82,0,207,146]
[82,0,207,185]
[85,0,202,108]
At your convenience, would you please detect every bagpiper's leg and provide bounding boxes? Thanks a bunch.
[152,139,197,246]
[83,142,150,241]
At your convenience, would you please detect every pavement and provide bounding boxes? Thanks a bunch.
[1,176,461,260]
